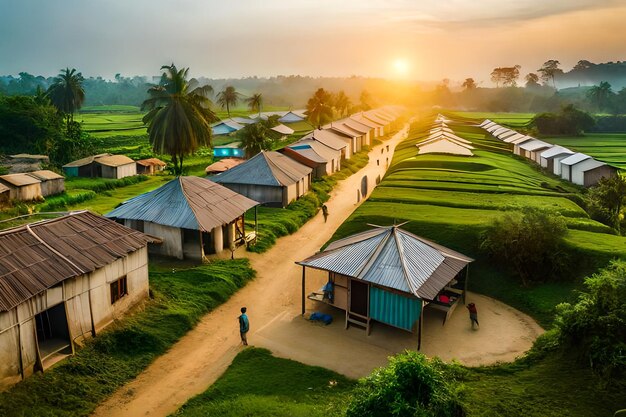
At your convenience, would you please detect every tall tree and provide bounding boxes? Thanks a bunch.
[142,63,217,175]
[462,78,476,91]
[524,73,540,88]
[333,90,351,117]
[245,93,263,114]
[46,68,85,129]
[537,60,563,88]
[587,81,615,112]
[491,66,521,87]
[217,85,240,117]
[586,175,626,234]
[306,88,334,129]
[238,117,276,158]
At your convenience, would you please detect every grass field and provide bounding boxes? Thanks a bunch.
[450,111,534,127]
[327,117,626,326]
[540,133,626,169]
[173,348,355,417]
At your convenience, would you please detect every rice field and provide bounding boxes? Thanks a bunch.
[539,133,626,169]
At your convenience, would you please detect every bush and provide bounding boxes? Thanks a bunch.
[554,260,626,379]
[480,208,569,286]
[531,104,595,136]
[346,351,466,417]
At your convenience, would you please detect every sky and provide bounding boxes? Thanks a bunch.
[1,0,625,84]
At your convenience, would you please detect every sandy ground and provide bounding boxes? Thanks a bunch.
[92,125,543,417]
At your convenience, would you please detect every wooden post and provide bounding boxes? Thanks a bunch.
[254,206,258,237]
[15,308,24,380]
[417,300,424,351]
[301,266,306,316]
[198,230,205,260]
[464,265,469,304]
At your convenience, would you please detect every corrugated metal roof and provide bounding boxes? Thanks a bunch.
[106,176,258,232]
[63,153,111,168]
[579,159,607,172]
[0,173,41,187]
[540,146,574,159]
[213,151,312,187]
[271,124,295,135]
[324,123,360,138]
[27,170,64,181]
[283,146,327,164]
[561,153,592,166]
[503,133,528,143]
[486,124,502,133]
[350,114,379,129]
[301,130,348,150]
[518,140,552,152]
[496,130,518,139]
[278,111,305,123]
[509,136,535,145]
[492,127,511,136]
[298,226,473,300]
[96,155,135,167]
[290,139,341,163]
[0,211,152,312]
[362,111,388,126]
[205,158,244,173]
[341,118,370,134]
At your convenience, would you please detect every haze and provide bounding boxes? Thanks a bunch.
[1,0,625,82]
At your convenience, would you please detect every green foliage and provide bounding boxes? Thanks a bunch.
[237,118,277,158]
[306,88,334,128]
[554,260,626,379]
[38,190,97,211]
[480,209,569,286]
[174,348,355,417]
[46,68,86,128]
[585,175,626,234]
[49,121,96,165]
[65,174,149,193]
[0,260,255,417]
[532,104,595,136]
[346,351,466,417]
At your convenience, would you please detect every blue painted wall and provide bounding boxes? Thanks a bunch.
[369,286,421,331]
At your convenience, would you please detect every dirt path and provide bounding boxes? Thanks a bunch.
[92,125,543,417]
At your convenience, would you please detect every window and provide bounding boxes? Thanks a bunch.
[110,276,128,304]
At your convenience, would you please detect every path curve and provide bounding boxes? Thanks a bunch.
[92,125,543,417]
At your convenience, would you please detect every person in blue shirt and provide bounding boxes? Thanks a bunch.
[238,307,249,346]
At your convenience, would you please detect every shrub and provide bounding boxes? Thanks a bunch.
[531,104,595,136]
[554,260,626,379]
[346,351,466,417]
[480,208,569,286]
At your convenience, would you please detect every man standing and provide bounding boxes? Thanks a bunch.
[238,307,249,345]
[466,303,479,329]
[322,204,329,223]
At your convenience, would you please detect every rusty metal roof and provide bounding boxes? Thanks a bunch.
[297,226,473,300]
[205,158,244,173]
[136,158,167,167]
[106,176,259,232]
[0,211,153,312]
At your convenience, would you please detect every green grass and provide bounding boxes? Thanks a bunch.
[77,112,148,138]
[540,133,626,169]
[0,259,256,417]
[449,111,534,127]
[173,348,355,417]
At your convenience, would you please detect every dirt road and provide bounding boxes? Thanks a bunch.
[92,125,543,417]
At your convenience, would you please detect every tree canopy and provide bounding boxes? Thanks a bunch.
[142,63,217,175]
[217,86,240,117]
[245,93,263,114]
[305,88,334,129]
[538,60,563,88]
[46,68,85,128]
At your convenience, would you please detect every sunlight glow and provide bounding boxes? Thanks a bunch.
[392,59,410,77]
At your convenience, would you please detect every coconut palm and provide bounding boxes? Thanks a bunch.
[245,93,263,115]
[306,88,334,129]
[47,67,85,129]
[587,81,614,112]
[217,86,240,117]
[142,63,217,175]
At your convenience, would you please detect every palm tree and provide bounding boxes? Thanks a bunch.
[238,121,274,159]
[47,67,85,129]
[217,86,240,117]
[334,91,351,117]
[587,81,614,112]
[306,88,334,129]
[142,63,217,175]
[245,93,263,115]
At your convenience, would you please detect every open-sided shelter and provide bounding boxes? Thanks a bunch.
[0,211,153,388]
[297,225,473,348]
[213,151,312,207]
[106,176,258,259]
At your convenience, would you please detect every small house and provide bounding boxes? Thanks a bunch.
[351,113,382,138]
[136,158,167,175]
[280,146,328,179]
[0,211,153,388]
[106,176,259,259]
[278,111,306,124]
[211,119,244,136]
[540,146,574,172]
[205,158,244,175]
[27,170,65,197]
[517,140,552,162]
[290,139,342,175]
[63,154,136,179]
[298,226,473,348]
[213,151,312,207]
[0,183,10,205]
[0,173,42,201]
[325,121,366,153]
[301,130,350,160]
[560,153,617,186]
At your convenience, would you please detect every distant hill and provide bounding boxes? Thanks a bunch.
[556,61,626,90]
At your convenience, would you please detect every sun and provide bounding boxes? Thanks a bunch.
[392,58,409,76]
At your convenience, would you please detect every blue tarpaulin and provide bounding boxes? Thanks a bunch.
[369,286,421,331]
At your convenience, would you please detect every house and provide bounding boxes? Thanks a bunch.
[485,124,503,133]
[503,133,529,143]
[290,139,342,175]
[351,113,383,138]
[417,137,474,156]
[324,122,364,153]
[213,151,313,207]
[278,111,306,124]
[492,127,511,137]
[362,111,389,136]
[270,123,295,141]
[517,140,552,162]
[136,158,167,175]
[205,158,244,175]
[280,146,327,179]
[0,173,42,200]
[106,176,259,259]
[540,146,574,172]
[297,225,473,348]
[342,118,373,146]
[512,137,535,155]
[0,211,153,388]
[27,170,65,197]
[0,183,10,205]
[63,154,137,179]
[301,129,350,160]
[211,119,244,136]
[559,153,617,186]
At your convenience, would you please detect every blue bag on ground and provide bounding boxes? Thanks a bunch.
[309,312,333,325]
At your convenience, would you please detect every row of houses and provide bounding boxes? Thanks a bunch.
[479,120,618,187]
[0,170,65,203]
[62,154,166,179]
[211,110,307,136]
[210,106,404,207]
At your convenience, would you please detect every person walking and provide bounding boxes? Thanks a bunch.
[466,303,479,329]
[238,307,249,345]
[322,204,329,223]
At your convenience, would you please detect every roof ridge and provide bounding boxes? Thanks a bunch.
[354,227,392,278]
[176,176,203,230]
[25,223,86,275]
